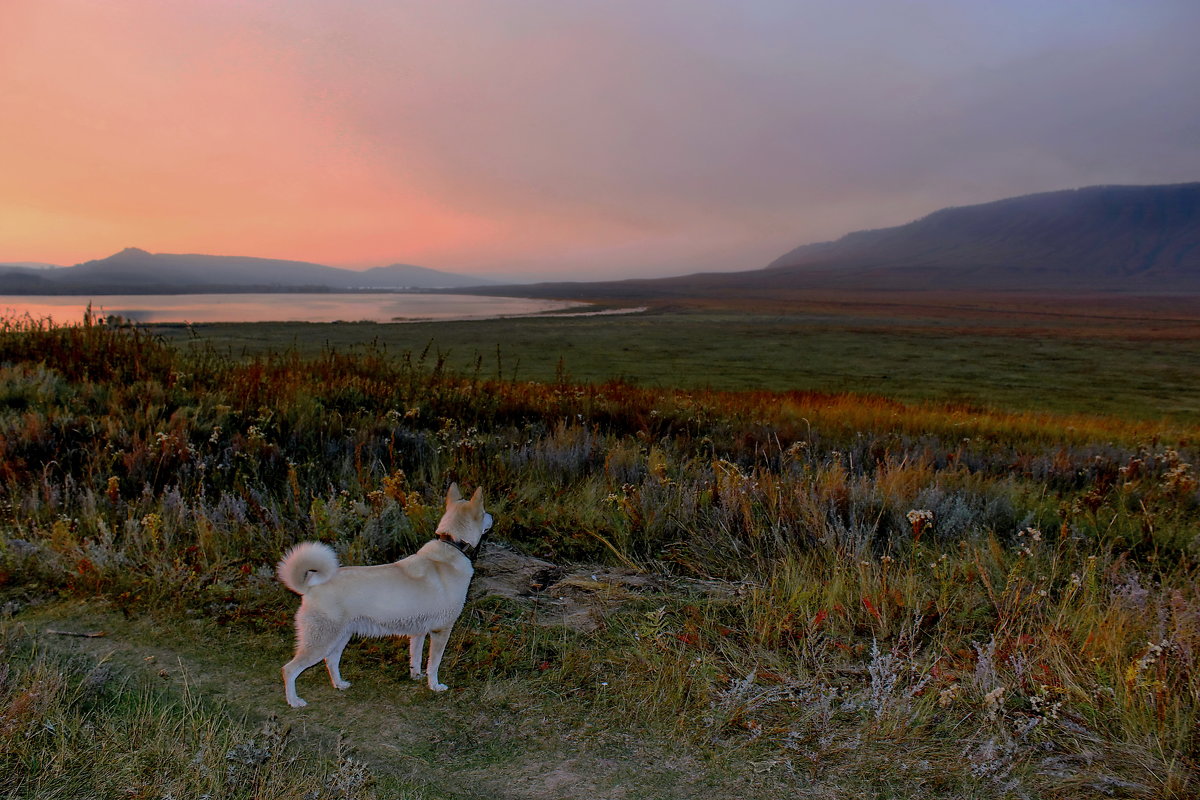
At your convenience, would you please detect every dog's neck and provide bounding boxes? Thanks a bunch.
[435,532,477,560]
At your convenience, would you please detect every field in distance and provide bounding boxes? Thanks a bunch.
[155,291,1200,423]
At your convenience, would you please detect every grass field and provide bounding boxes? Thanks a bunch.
[152,301,1200,422]
[2,304,1199,798]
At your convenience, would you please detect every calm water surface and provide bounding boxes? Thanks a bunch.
[0,293,583,325]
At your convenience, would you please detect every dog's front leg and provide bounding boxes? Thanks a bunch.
[408,633,426,680]
[424,628,452,691]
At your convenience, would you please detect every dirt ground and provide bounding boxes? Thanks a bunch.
[17,545,778,800]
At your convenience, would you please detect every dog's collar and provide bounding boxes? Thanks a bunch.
[435,532,477,560]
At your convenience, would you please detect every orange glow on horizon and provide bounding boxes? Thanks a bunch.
[4,1,1196,278]
[0,2,555,272]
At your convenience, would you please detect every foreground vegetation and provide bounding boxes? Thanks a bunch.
[2,313,1198,797]
[0,619,392,799]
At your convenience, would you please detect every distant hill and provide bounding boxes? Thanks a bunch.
[0,261,61,270]
[762,183,1200,291]
[467,183,1200,301]
[0,248,493,294]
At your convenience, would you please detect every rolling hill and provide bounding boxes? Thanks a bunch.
[763,182,1200,291]
[468,183,1200,301]
[0,249,492,294]
[6,183,1198,299]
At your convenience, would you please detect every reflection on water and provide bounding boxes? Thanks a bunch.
[0,293,584,325]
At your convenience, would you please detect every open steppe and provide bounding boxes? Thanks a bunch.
[3,293,1199,798]
[155,291,1200,420]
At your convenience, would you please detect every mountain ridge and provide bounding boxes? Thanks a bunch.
[461,182,1200,301]
[763,183,1200,288]
[0,249,493,294]
[5,183,1199,298]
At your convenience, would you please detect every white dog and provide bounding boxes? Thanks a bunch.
[277,483,493,708]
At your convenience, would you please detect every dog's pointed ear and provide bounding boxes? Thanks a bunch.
[446,482,463,505]
[470,486,483,508]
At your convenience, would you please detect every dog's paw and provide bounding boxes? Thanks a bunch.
[287,697,308,708]
[333,680,351,690]
[430,682,449,692]
[409,670,424,681]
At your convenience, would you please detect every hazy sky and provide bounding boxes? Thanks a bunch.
[3,0,1198,280]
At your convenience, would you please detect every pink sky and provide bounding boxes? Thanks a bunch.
[3,0,1197,280]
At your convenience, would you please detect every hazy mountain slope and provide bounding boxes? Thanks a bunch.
[467,183,1200,300]
[1,248,493,293]
[356,262,492,288]
[0,265,57,293]
[0,266,62,275]
[66,248,354,288]
[763,183,1200,290]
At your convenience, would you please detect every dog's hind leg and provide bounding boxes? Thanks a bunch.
[282,649,326,708]
[408,633,426,680]
[424,627,453,692]
[282,611,337,707]
[324,629,354,690]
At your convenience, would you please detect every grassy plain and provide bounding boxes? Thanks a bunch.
[152,295,1200,421]
[2,298,1199,798]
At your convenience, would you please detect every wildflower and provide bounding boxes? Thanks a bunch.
[938,684,959,707]
[983,686,1006,719]
[141,513,163,546]
[1123,640,1171,692]
[1069,573,1083,588]
[1162,462,1197,494]
[1029,687,1063,720]
[1137,641,1166,670]
[906,509,934,543]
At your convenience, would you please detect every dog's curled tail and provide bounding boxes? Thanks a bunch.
[277,542,339,594]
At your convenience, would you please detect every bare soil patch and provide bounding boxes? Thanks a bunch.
[16,549,771,800]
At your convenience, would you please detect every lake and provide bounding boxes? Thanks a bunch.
[0,293,585,325]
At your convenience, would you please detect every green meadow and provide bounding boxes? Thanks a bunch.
[2,309,1198,798]
[154,309,1200,421]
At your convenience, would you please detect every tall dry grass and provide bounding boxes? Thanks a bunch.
[1,313,1197,795]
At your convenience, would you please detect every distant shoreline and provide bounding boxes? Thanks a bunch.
[0,292,622,326]
[0,286,500,297]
